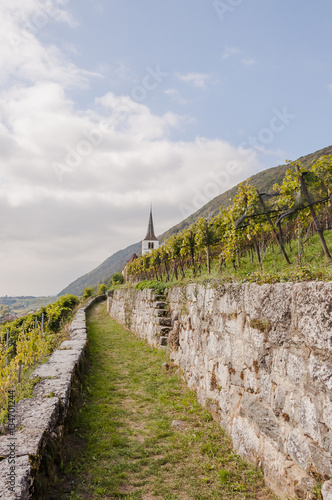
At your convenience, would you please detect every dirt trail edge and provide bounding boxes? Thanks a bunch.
[47,302,276,500]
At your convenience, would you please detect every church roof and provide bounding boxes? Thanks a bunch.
[127,253,138,264]
[144,208,158,241]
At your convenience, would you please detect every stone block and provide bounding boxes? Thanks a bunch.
[33,374,72,405]
[15,397,59,432]
[231,415,262,465]
[300,396,320,442]
[272,348,288,378]
[261,373,272,403]
[286,428,311,471]
[290,466,316,500]
[263,440,300,500]
[309,353,332,392]
[31,359,77,379]
[244,283,292,343]
[324,398,332,431]
[245,370,259,393]
[287,352,306,386]
[273,385,286,416]
[0,428,44,458]
[240,393,280,442]
[322,431,332,454]
[70,330,87,341]
[59,339,87,351]
[309,441,332,476]
[0,455,32,500]
[214,283,245,316]
[322,480,332,500]
[293,282,332,351]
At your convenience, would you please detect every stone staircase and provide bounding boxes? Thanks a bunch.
[152,293,172,347]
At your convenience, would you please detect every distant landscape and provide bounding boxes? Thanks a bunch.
[0,296,58,324]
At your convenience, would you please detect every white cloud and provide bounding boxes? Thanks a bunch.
[0,1,97,89]
[241,59,257,66]
[0,3,259,296]
[222,46,240,60]
[222,47,257,67]
[164,88,187,105]
[0,81,257,294]
[177,72,211,89]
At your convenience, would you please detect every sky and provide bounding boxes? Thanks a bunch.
[0,0,332,296]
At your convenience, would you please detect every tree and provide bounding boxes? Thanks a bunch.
[257,190,291,265]
[295,162,331,261]
[112,273,124,285]
[168,234,184,279]
[180,226,197,276]
[195,217,216,274]
[274,160,331,261]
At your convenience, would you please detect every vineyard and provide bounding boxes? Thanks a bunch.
[0,295,79,425]
[128,155,332,283]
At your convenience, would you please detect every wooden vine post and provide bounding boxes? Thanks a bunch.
[295,164,332,261]
[257,191,291,265]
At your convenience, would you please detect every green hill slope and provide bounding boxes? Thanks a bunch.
[58,144,332,296]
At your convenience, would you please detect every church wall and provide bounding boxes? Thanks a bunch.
[142,239,159,255]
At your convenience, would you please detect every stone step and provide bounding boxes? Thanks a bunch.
[159,337,168,346]
[160,327,172,336]
[156,317,172,327]
[153,294,166,301]
[155,301,167,309]
[154,309,169,318]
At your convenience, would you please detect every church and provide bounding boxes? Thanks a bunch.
[122,207,159,282]
[142,206,159,255]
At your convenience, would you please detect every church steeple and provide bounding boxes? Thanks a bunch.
[144,206,158,241]
[142,206,159,255]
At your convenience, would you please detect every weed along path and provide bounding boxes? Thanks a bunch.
[48,303,275,500]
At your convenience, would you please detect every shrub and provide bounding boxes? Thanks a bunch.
[98,283,108,294]
[112,273,124,285]
[135,280,170,294]
[83,287,94,299]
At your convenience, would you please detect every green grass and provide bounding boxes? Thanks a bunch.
[217,231,332,283]
[48,303,275,500]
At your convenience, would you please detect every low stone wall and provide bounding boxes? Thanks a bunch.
[0,295,105,500]
[108,283,332,499]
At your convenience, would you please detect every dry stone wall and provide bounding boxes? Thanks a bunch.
[106,288,172,347]
[108,282,332,500]
[0,295,105,500]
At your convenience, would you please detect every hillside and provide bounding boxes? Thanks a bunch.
[58,144,332,296]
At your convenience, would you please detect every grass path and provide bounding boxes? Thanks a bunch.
[48,303,275,500]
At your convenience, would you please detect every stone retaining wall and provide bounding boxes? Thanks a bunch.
[108,283,332,499]
[0,295,105,500]
[106,288,172,347]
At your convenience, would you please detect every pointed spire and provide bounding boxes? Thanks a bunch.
[144,205,158,241]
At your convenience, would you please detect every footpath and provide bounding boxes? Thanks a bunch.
[47,302,275,500]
